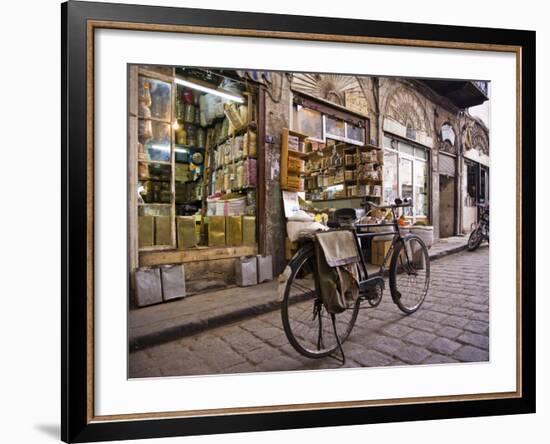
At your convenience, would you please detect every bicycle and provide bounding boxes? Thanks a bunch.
[280,198,430,360]
[467,203,489,251]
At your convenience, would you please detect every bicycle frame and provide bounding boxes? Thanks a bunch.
[333,205,414,294]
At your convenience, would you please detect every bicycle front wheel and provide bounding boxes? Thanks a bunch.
[281,243,360,359]
[389,235,430,314]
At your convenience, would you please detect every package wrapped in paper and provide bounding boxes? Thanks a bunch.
[242,216,256,246]
[207,215,226,247]
[244,158,257,187]
[155,216,172,245]
[177,216,196,249]
[138,215,154,248]
[226,216,243,246]
[286,220,329,242]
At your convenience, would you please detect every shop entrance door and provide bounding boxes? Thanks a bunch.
[439,174,455,238]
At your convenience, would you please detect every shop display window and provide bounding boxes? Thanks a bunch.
[325,117,345,139]
[133,67,258,252]
[347,123,365,143]
[295,105,323,141]
[137,75,174,248]
[383,135,429,220]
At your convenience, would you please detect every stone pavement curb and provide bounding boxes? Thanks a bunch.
[129,242,488,352]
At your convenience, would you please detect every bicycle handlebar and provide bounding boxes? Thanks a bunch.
[367,198,413,210]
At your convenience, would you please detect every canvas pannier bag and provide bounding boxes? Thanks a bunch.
[314,231,361,314]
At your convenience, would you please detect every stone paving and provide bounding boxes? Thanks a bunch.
[129,247,489,378]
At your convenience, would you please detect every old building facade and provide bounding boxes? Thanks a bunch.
[259,72,489,274]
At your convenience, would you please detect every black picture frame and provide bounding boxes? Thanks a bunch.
[62,1,536,442]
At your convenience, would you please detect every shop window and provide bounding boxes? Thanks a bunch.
[479,166,489,204]
[325,116,345,139]
[295,105,323,141]
[383,135,429,219]
[293,95,367,145]
[466,161,478,207]
[414,160,429,217]
[138,76,174,248]
[135,68,258,252]
[346,123,365,143]
[383,151,398,204]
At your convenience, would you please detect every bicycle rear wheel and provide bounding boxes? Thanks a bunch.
[467,228,483,251]
[389,235,430,314]
[281,243,360,359]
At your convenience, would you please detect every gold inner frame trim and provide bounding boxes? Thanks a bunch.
[86,19,523,423]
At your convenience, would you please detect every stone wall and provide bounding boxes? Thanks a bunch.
[263,74,293,275]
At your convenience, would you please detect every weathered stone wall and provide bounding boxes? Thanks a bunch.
[263,74,293,275]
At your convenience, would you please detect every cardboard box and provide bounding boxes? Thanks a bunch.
[286,175,304,191]
[176,216,196,249]
[287,156,305,174]
[371,239,393,266]
[242,216,256,246]
[207,215,226,247]
[160,264,186,301]
[135,267,163,307]
[155,216,172,246]
[138,215,154,248]
[226,216,243,246]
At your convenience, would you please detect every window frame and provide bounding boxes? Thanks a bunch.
[291,92,369,145]
[383,134,430,221]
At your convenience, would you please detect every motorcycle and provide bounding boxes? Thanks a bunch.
[467,203,489,251]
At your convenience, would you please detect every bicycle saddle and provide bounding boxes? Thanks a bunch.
[331,208,357,228]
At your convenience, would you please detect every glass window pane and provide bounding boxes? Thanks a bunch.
[399,157,413,216]
[347,123,365,143]
[383,135,393,149]
[383,150,398,205]
[415,147,428,160]
[414,160,428,217]
[297,106,323,140]
[140,121,171,162]
[139,77,172,121]
[326,117,345,138]
[466,162,477,206]
[399,141,414,156]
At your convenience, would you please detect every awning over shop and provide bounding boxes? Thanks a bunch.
[420,80,489,108]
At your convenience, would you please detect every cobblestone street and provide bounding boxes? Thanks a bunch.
[129,247,489,378]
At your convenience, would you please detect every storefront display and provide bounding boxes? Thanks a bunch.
[134,66,259,254]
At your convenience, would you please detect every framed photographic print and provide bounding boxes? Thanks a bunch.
[61,0,535,442]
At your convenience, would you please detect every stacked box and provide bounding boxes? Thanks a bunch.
[207,216,226,247]
[257,255,273,283]
[242,216,256,246]
[138,215,154,248]
[287,156,305,174]
[160,264,186,301]
[235,256,257,286]
[135,267,163,307]
[176,216,196,249]
[370,239,393,266]
[226,216,243,246]
[155,216,172,246]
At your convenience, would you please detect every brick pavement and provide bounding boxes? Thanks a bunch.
[129,247,489,378]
